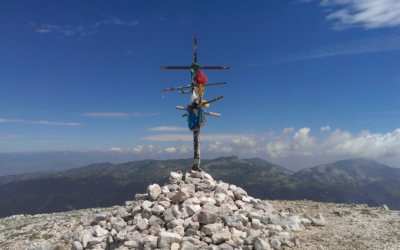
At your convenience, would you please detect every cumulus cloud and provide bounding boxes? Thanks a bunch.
[105,126,400,168]
[178,145,192,154]
[263,127,400,166]
[129,145,155,154]
[164,147,176,153]
[231,136,258,150]
[106,145,155,154]
[292,128,316,152]
[321,125,331,132]
[320,0,400,29]
[207,141,224,151]
[327,129,400,159]
[109,147,123,152]
[281,127,295,136]
[82,112,160,118]
[266,141,292,158]
[105,145,191,155]
[0,119,81,126]
[142,134,240,142]
[146,126,187,131]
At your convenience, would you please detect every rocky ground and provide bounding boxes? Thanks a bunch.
[0,171,399,250]
[271,200,400,250]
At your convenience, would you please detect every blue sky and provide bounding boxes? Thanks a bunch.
[1,0,400,170]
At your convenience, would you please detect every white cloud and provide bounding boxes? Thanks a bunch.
[266,127,317,157]
[263,127,400,166]
[231,136,258,150]
[322,129,353,147]
[98,127,400,168]
[35,24,85,37]
[0,119,81,126]
[142,134,241,142]
[82,112,160,118]
[96,17,138,27]
[293,128,316,151]
[266,140,291,158]
[31,121,81,126]
[321,0,400,29]
[281,127,295,136]
[147,145,154,152]
[164,147,176,153]
[327,129,400,159]
[220,147,234,153]
[321,125,331,132]
[34,16,138,38]
[109,147,123,152]
[147,126,187,131]
[270,33,400,64]
[179,145,192,153]
[207,141,224,151]
[131,145,145,154]
[131,145,153,154]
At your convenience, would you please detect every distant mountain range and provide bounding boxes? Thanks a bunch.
[0,156,399,218]
[0,151,148,176]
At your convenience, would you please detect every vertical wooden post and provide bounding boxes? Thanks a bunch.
[192,35,201,172]
[194,35,197,65]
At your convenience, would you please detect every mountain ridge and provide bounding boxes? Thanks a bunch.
[1,156,400,218]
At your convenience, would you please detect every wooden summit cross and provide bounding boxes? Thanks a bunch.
[162,35,230,172]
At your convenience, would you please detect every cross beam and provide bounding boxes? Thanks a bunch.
[162,66,230,69]
[161,35,230,172]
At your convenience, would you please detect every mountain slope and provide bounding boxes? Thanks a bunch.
[293,158,400,185]
[0,156,293,217]
[1,157,400,218]
[243,157,293,175]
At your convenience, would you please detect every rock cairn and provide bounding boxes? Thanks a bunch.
[71,171,326,250]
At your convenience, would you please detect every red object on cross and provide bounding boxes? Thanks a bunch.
[197,69,207,84]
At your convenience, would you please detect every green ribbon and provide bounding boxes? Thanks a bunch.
[190,62,200,77]
[177,87,191,94]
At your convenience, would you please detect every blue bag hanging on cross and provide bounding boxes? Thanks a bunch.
[187,107,206,130]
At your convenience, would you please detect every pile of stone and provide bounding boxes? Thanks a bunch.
[71,171,326,250]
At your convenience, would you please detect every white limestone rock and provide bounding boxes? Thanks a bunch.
[151,205,165,215]
[157,232,182,248]
[269,238,281,249]
[211,227,231,245]
[93,225,109,237]
[168,171,183,184]
[71,241,84,250]
[198,204,219,224]
[136,218,149,230]
[141,200,152,210]
[164,205,181,224]
[201,223,224,236]
[110,217,126,232]
[253,237,270,250]
[286,216,301,232]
